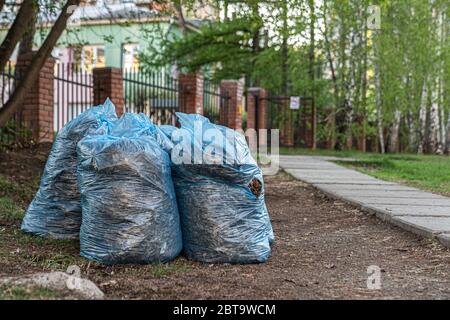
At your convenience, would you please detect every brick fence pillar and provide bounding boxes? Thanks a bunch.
[179,72,204,115]
[219,80,243,130]
[246,87,268,131]
[93,67,124,116]
[16,52,55,143]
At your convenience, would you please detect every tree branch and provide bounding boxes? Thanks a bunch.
[0,0,35,73]
[0,0,81,127]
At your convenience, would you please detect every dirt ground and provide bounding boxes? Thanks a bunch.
[1,146,450,299]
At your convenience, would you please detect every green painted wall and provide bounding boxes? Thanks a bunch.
[0,20,180,68]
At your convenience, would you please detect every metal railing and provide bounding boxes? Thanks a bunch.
[123,68,180,125]
[203,79,229,124]
[53,63,94,132]
[0,61,29,145]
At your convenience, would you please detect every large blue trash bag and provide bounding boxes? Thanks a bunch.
[159,124,177,139]
[21,99,118,239]
[168,112,274,264]
[105,113,174,153]
[77,113,182,264]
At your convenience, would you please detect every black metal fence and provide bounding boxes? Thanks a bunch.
[123,68,180,125]
[203,79,229,124]
[0,61,29,145]
[2,62,231,147]
[54,63,94,132]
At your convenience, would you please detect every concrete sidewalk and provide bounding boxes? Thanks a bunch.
[279,155,450,248]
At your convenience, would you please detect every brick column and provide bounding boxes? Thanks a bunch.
[219,80,243,130]
[93,67,124,116]
[246,87,268,131]
[15,52,55,143]
[179,72,204,115]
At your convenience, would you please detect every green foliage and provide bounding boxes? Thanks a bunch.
[142,0,448,152]
[142,16,262,79]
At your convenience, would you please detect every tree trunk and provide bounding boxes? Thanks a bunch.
[439,78,446,154]
[308,0,316,149]
[326,109,336,149]
[407,110,415,152]
[417,81,428,154]
[376,107,385,154]
[18,0,38,56]
[250,2,261,87]
[344,88,353,150]
[0,0,35,73]
[388,109,401,153]
[374,40,384,154]
[0,0,81,127]
[281,0,289,95]
[322,1,338,149]
[429,78,441,154]
[446,110,450,155]
[174,1,187,33]
[359,20,368,153]
[437,7,446,155]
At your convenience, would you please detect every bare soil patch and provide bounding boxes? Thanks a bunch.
[1,146,450,299]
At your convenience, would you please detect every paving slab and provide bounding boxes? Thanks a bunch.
[285,169,395,185]
[280,155,450,248]
[334,190,445,199]
[316,184,419,192]
[307,179,395,185]
[280,164,341,170]
[437,233,450,247]
[288,169,369,176]
[344,196,450,207]
[362,204,450,217]
[390,216,450,238]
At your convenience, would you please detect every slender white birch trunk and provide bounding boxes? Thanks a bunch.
[417,82,428,154]
[373,33,384,154]
[429,78,441,154]
[446,111,450,154]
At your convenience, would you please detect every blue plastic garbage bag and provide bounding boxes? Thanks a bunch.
[159,125,177,140]
[169,112,274,264]
[21,99,117,239]
[105,112,174,153]
[77,114,182,264]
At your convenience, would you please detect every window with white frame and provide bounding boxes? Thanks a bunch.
[122,43,140,70]
[72,45,106,72]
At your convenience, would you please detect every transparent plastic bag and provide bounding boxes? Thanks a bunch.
[77,114,182,264]
[21,99,118,239]
[169,113,274,263]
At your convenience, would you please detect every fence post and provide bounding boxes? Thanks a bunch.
[280,99,294,147]
[15,52,55,143]
[219,80,243,130]
[246,87,268,131]
[93,67,124,116]
[179,72,204,115]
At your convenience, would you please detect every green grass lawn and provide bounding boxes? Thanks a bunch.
[280,147,450,196]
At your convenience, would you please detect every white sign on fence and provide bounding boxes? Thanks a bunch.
[290,96,300,110]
